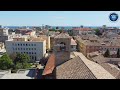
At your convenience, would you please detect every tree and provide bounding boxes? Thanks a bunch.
[14,53,30,69]
[104,49,110,57]
[0,53,13,70]
[94,29,102,36]
[102,25,107,29]
[117,49,120,58]
[9,53,17,62]
[15,63,23,69]
[20,53,30,63]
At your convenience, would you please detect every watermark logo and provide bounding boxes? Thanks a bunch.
[109,13,119,22]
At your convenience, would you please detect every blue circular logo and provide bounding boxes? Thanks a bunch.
[109,13,118,22]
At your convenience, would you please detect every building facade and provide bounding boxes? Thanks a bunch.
[75,35,120,56]
[72,28,95,36]
[5,37,46,62]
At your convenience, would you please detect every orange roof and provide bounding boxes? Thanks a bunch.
[42,54,56,75]
[73,28,92,31]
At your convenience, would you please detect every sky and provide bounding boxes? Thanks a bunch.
[0,11,120,26]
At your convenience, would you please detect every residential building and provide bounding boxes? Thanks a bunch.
[0,28,9,43]
[100,27,120,34]
[37,35,50,50]
[72,27,95,36]
[70,38,77,51]
[15,29,36,36]
[0,28,8,36]
[5,36,46,62]
[75,34,120,56]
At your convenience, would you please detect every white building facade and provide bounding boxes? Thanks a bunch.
[5,37,46,62]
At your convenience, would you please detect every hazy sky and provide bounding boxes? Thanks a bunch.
[0,11,120,26]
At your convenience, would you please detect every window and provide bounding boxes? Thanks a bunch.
[32,48,33,50]
[24,52,25,53]
[32,56,34,59]
[15,44,17,46]
[18,44,19,46]
[18,48,20,50]
[21,52,23,54]
[35,56,36,60]
[26,48,28,50]
[31,44,33,46]
[21,44,22,46]
[29,44,30,46]
[34,52,36,54]
[34,44,36,46]
[23,44,25,46]
[26,44,28,46]
[24,48,25,50]
[32,52,33,54]
[26,52,28,54]
[21,48,22,50]
[16,48,17,50]
[29,48,30,50]
[12,43,14,46]
[29,52,31,54]
[34,48,36,50]
[13,48,14,50]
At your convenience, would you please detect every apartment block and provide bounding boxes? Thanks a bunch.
[5,36,46,62]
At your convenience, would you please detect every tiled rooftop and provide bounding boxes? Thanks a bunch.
[72,28,92,31]
[56,56,96,79]
[42,54,55,76]
[74,52,115,79]
[55,33,71,39]
[75,35,120,46]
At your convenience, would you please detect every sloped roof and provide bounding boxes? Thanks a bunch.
[56,56,96,79]
[42,54,56,75]
[71,38,77,45]
[54,33,71,39]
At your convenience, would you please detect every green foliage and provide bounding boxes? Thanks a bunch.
[0,52,31,70]
[0,53,13,70]
[22,63,31,69]
[94,29,102,36]
[14,53,30,69]
[15,63,23,69]
[117,49,120,58]
[104,49,110,57]
[15,53,30,64]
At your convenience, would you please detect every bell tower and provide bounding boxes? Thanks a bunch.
[53,32,71,66]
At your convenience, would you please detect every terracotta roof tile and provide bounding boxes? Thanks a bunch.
[56,56,96,79]
[42,54,56,75]
[73,28,92,31]
[55,33,71,38]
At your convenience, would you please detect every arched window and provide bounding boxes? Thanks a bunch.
[60,42,66,51]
